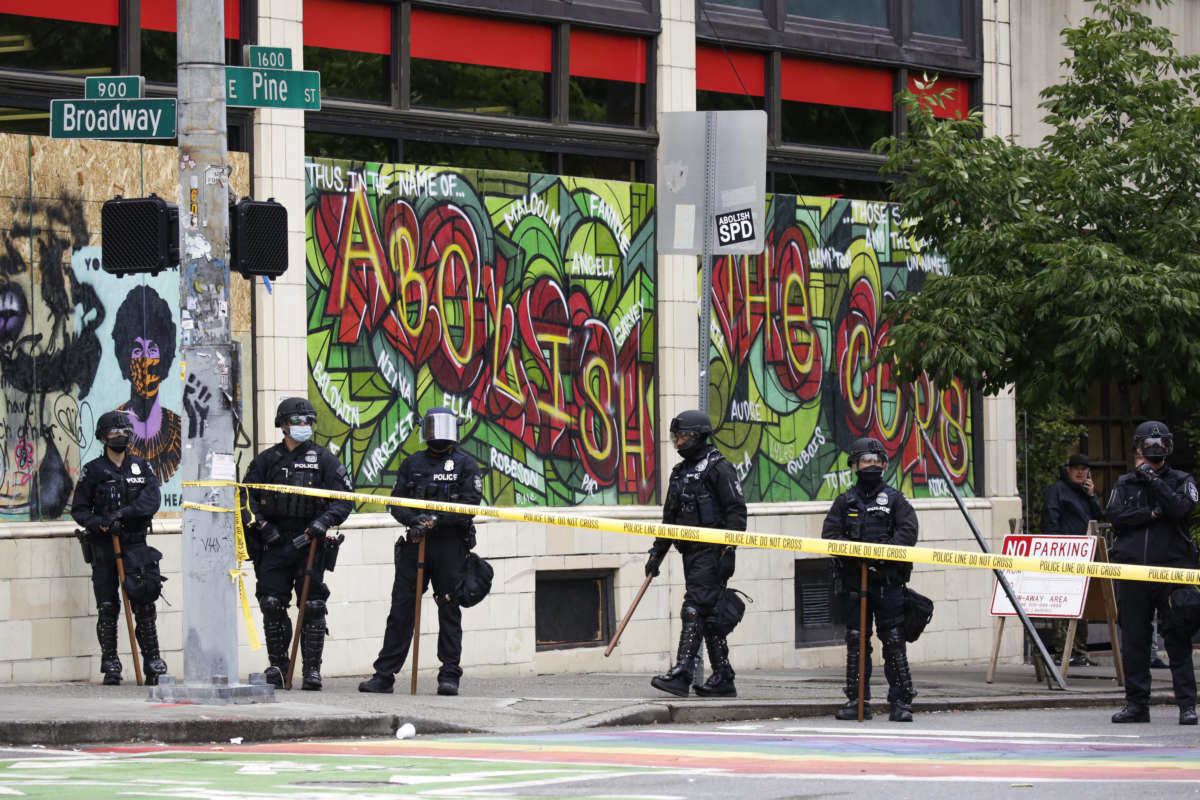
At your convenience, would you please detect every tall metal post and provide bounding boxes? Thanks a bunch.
[697,113,717,415]
[150,0,268,702]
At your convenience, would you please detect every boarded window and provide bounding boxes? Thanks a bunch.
[536,569,615,650]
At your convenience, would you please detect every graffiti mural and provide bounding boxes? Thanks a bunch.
[306,159,657,507]
[0,133,250,520]
[709,195,974,501]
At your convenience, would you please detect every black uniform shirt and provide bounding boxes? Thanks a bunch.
[390,448,483,532]
[244,440,354,532]
[1108,465,1198,567]
[822,482,918,579]
[70,452,161,535]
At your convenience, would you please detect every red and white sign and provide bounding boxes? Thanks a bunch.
[989,535,1098,618]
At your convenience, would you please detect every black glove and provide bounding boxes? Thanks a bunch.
[1137,463,1158,481]
[291,531,312,551]
[645,548,666,577]
[307,519,329,539]
[258,521,283,547]
[101,511,121,532]
[406,526,426,544]
[413,513,437,529]
[719,545,736,581]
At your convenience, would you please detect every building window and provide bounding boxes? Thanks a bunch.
[711,0,763,8]
[696,46,765,112]
[562,153,638,182]
[141,0,240,85]
[569,29,646,127]
[0,3,117,77]
[772,171,889,201]
[914,0,964,39]
[304,0,390,104]
[410,9,551,119]
[787,0,888,28]
[535,569,615,650]
[403,140,553,173]
[795,557,842,646]
[307,131,394,161]
[780,57,892,149]
[907,74,970,119]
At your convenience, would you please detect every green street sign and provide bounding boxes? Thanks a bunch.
[245,45,292,70]
[225,66,321,110]
[50,98,177,139]
[85,76,145,100]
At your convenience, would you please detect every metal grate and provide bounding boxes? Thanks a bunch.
[231,198,288,278]
[101,194,178,274]
[794,557,843,646]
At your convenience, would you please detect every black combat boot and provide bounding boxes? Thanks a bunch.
[97,601,122,686]
[835,628,872,720]
[882,627,915,722]
[651,605,702,697]
[133,603,169,686]
[694,631,736,697]
[1112,704,1150,723]
[300,599,327,691]
[359,673,395,693]
[1181,706,1198,726]
[261,596,292,688]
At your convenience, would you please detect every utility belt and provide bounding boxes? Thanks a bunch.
[76,527,148,565]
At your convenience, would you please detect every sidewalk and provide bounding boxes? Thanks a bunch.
[0,659,1175,746]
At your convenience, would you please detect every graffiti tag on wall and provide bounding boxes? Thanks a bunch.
[709,195,973,501]
[306,159,657,506]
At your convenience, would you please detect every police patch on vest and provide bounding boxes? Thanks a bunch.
[131,462,141,475]
[306,453,317,463]
[445,459,454,471]
[474,475,483,493]
[1189,482,1198,502]
[432,473,458,481]
[877,493,888,505]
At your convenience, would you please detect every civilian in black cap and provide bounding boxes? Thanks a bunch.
[1040,452,1105,666]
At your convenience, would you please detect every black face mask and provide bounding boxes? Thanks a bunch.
[107,436,130,453]
[676,434,708,459]
[856,466,884,490]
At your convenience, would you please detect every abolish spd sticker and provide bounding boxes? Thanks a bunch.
[715,208,754,245]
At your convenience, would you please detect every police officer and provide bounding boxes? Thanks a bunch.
[821,437,919,722]
[359,407,482,696]
[1107,421,1199,725]
[645,409,746,698]
[70,410,167,685]
[243,397,353,690]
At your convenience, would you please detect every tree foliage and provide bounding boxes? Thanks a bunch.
[875,0,1200,413]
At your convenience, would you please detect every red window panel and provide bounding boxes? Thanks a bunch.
[570,30,646,84]
[696,46,764,96]
[781,57,893,112]
[907,74,969,119]
[411,9,551,73]
[3,0,118,26]
[140,0,241,39]
[304,0,390,55]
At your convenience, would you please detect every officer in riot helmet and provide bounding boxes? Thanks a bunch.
[243,397,353,690]
[70,410,168,685]
[1108,420,1199,725]
[822,436,919,722]
[360,406,483,696]
[646,409,746,698]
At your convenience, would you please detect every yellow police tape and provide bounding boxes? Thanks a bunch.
[180,485,261,651]
[225,481,1200,587]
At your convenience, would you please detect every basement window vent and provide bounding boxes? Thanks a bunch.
[795,557,844,646]
[535,569,615,651]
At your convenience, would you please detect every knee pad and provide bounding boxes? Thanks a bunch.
[98,601,119,621]
[681,604,700,625]
[133,603,157,619]
[845,628,861,647]
[304,598,327,619]
[260,595,289,620]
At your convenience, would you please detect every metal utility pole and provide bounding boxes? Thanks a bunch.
[151,0,271,702]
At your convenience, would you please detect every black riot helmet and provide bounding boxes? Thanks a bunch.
[95,410,133,440]
[1134,420,1173,461]
[422,407,458,450]
[670,409,712,458]
[275,397,317,428]
[848,437,888,469]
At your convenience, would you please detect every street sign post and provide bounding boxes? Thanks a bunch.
[225,65,320,110]
[50,98,177,139]
[85,76,145,100]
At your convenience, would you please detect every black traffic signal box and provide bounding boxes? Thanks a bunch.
[101,194,179,276]
[230,197,288,280]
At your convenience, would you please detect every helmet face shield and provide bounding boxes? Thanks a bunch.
[1139,436,1172,459]
[422,409,458,444]
[285,414,316,427]
[854,452,887,469]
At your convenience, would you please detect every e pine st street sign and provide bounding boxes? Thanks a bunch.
[225,66,321,110]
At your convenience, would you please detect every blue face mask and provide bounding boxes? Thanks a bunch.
[288,424,313,443]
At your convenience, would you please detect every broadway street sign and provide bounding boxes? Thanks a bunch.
[50,98,177,139]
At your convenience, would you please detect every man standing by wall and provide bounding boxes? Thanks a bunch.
[1040,453,1104,665]
[1107,421,1199,725]
[243,397,353,690]
[359,407,482,696]
[70,410,167,685]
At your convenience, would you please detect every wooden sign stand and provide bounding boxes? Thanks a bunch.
[986,520,1124,687]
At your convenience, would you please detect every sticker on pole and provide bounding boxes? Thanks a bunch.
[715,208,755,246]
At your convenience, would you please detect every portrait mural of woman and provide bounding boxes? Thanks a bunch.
[108,285,182,485]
